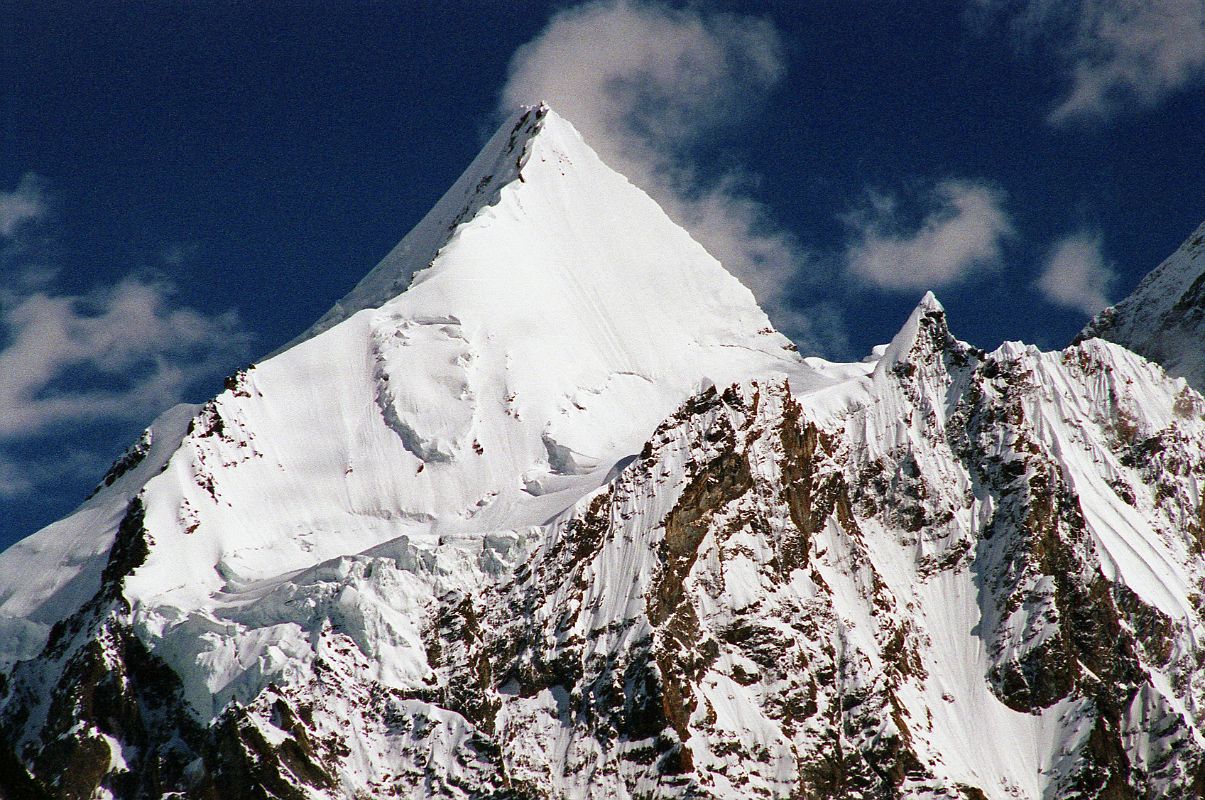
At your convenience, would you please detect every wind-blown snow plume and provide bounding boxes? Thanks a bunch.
[843,179,1014,290]
[1036,230,1115,315]
[499,0,835,351]
[973,0,1205,123]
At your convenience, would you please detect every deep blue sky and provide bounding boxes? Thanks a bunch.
[2,1,1202,551]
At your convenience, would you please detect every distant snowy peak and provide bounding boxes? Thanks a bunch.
[1078,220,1205,391]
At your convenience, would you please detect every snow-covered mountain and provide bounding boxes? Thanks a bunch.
[3,107,1205,800]
[1078,221,1205,392]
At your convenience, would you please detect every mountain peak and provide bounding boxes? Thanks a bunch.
[110,102,802,611]
[917,289,943,312]
[1077,220,1205,391]
[875,291,953,377]
[6,114,1205,797]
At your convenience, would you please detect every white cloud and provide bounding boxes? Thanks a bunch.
[0,173,48,237]
[0,448,98,500]
[0,279,248,440]
[1036,231,1115,314]
[499,0,837,351]
[0,457,34,498]
[975,0,1205,123]
[843,180,1014,290]
[0,175,250,496]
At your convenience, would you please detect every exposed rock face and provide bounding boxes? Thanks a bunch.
[3,114,1205,799]
[7,309,1205,798]
[1,500,205,799]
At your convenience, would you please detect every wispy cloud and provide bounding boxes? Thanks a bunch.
[0,173,49,237]
[1036,230,1115,314]
[843,180,1014,291]
[0,175,249,497]
[0,280,246,438]
[0,448,98,501]
[973,0,1205,123]
[499,0,839,353]
[161,241,200,266]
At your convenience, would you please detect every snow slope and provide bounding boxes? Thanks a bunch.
[1079,221,1205,391]
[0,404,197,668]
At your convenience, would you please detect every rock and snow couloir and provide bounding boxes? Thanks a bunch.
[2,107,1205,799]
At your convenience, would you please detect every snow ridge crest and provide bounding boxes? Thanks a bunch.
[277,104,554,352]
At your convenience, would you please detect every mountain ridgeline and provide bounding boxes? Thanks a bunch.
[2,106,1204,800]
[1077,221,1205,394]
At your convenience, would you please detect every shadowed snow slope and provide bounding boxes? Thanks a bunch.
[3,109,1205,800]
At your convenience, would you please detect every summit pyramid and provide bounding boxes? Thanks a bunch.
[0,105,806,642]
